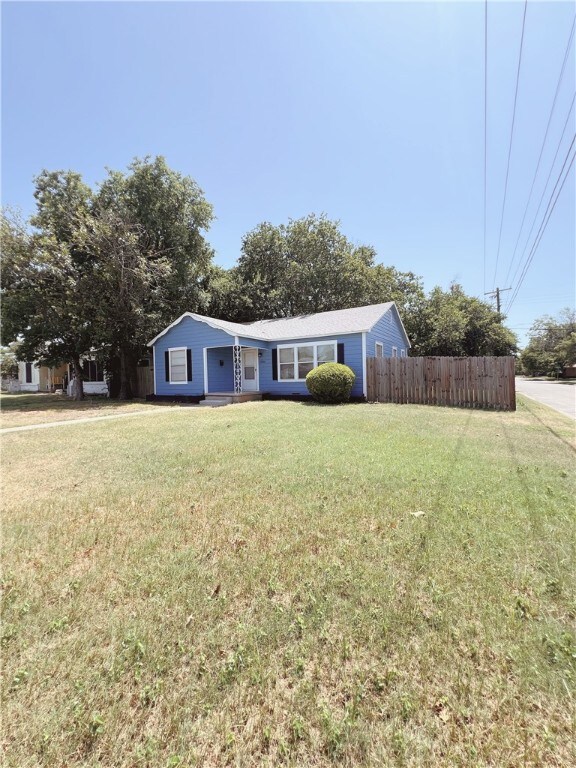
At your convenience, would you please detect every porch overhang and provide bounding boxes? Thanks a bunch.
[204,342,265,395]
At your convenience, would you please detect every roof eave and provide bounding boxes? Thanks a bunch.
[147,312,269,346]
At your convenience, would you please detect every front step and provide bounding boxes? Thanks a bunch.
[198,396,233,407]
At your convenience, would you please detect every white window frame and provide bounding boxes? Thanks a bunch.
[85,360,104,383]
[392,346,398,358]
[277,340,337,382]
[168,346,188,384]
[400,349,406,358]
[375,342,384,358]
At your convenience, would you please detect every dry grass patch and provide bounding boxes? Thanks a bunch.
[2,398,575,766]
[0,393,169,430]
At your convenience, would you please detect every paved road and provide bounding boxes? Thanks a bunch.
[515,377,576,420]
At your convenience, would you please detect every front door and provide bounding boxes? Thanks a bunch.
[241,348,259,392]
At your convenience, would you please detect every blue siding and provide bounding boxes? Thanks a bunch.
[237,336,270,349]
[206,347,234,392]
[152,307,410,399]
[366,306,409,359]
[153,316,235,396]
[259,333,364,397]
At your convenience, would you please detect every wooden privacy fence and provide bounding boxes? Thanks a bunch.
[366,356,516,411]
[134,366,154,397]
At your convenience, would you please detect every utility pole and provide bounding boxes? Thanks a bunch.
[485,287,511,314]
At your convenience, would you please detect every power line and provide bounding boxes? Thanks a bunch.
[505,98,575,304]
[503,15,576,288]
[513,136,575,291]
[506,137,576,313]
[483,0,488,294]
[492,0,529,291]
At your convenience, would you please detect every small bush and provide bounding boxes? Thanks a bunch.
[305,363,355,404]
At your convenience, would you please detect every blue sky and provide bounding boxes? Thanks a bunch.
[2,1,574,345]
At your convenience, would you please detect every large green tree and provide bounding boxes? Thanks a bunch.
[227,214,424,323]
[95,157,214,321]
[2,157,215,399]
[2,197,96,399]
[74,210,171,398]
[91,157,214,396]
[410,284,518,357]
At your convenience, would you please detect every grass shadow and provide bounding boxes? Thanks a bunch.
[0,394,153,427]
[519,398,576,454]
[0,393,148,414]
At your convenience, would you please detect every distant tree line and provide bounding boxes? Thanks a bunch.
[519,310,576,376]
[1,156,518,399]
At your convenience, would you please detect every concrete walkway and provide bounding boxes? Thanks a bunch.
[0,408,172,434]
[515,377,576,420]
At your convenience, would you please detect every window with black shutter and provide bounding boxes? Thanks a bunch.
[166,348,188,383]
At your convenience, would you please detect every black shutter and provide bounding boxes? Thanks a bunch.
[165,350,170,382]
[272,348,278,380]
[25,362,33,384]
[337,343,345,364]
[186,349,192,381]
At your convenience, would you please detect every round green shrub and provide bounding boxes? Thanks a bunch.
[305,363,356,404]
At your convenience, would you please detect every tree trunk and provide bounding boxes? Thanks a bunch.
[118,349,133,400]
[71,358,84,400]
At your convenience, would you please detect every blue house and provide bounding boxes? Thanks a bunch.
[147,302,410,402]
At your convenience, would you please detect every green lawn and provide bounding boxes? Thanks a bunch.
[0,393,168,430]
[2,399,575,767]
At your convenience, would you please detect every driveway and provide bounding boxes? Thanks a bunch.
[515,377,576,420]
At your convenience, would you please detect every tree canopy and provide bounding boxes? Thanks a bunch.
[1,157,214,398]
[217,214,425,325]
[409,284,518,357]
[207,215,515,358]
[520,309,576,376]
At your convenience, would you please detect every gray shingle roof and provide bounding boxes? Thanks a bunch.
[246,302,396,340]
[149,302,403,345]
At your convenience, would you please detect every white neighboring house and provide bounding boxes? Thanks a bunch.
[66,360,108,396]
[15,361,68,392]
[12,359,108,395]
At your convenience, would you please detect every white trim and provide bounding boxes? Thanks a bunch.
[168,346,188,384]
[362,332,367,398]
[375,341,384,358]
[203,347,208,394]
[401,349,406,358]
[234,336,239,346]
[391,305,412,349]
[392,346,398,358]
[148,312,189,346]
[201,343,266,350]
[153,345,156,395]
[276,340,337,382]
[19,361,39,386]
